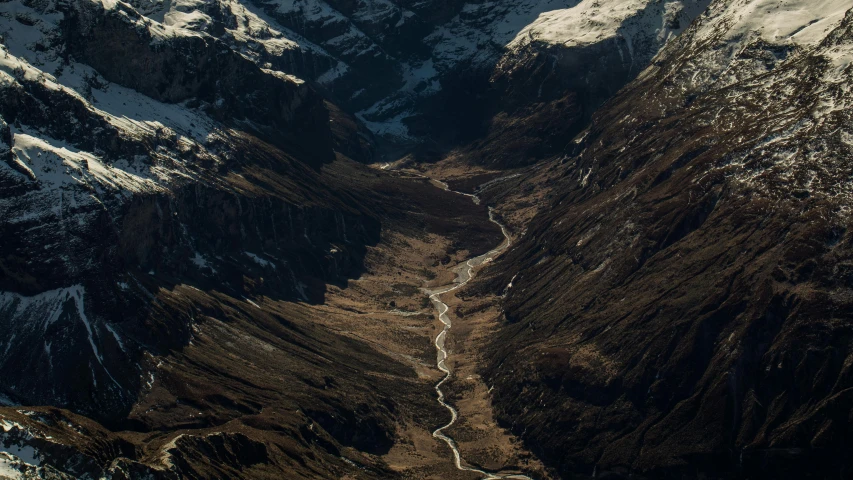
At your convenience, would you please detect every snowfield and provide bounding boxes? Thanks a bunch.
[509,0,710,51]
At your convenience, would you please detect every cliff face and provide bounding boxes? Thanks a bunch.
[481,1,853,477]
[0,0,378,416]
[3,0,852,477]
[113,0,709,153]
[466,0,711,167]
[0,0,436,477]
[62,0,334,160]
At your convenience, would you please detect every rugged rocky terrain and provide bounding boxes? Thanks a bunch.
[0,0,507,476]
[94,0,710,154]
[455,0,712,167]
[2,0,852,478]
[472,0,853,478]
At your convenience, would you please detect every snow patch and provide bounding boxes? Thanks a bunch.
[508,0,710,57]
[244,252,276,269]
[0,444,39,468]
[0,455,23,480]
[104,323,126,353]
[11,131,162,193]
[697,0,851,47]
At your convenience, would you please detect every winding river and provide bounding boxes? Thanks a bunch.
[424,182,533,480]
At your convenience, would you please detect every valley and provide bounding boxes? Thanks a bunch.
[0,157,549,479]
[1,0,852,478]
[424,178,532,480]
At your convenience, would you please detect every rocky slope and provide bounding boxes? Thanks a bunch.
[105,0,711,155]
[0,0,506,477]
[465,0,711,167]
[1,0,367,416]
[4,0,852,477]
[477,0,853,477]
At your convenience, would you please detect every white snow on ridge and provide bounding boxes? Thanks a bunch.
[89,0,209,43]
[108,0,353,87]
[510,0,653,48]
[659,0,852,93]
[272,0,381,60]
[823,43,853,82]
[220,0,351,83]
[0,455,23,480]
[0,35,218,199]
[244,251,277,269]
[349,0,399,25]
[0,420,25,433]
[507,0,710,53]
[426,0,570,71]
[506,0,849,61]
[356,110,414,140]
[10,131,162,193]
[0,286,89,336]
[316,62,350,84]
[0,2,221,195]
[0,0,218,143]
[161,0,215,30]
[695,0,851,47]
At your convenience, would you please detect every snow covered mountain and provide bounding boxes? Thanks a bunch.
[497,0,713,96]
[0,0,420,476]
[0,0,715,476]
[457,0,712,166]
[3,0,851,477]
[74,0,710,147]
[482,0,853,477]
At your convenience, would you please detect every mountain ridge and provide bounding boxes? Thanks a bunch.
[473,1,853,477]
[2,0,852,478]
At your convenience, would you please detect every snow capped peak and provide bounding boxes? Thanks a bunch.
[508,0,711,52]
[645,0,853,95]
[694,0,851,47]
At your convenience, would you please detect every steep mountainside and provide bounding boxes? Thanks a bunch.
[1,0,364,417]
[466,0,711,167]
[4,0,852,478]
[478,0,853,477]
[105,0,710,154]
[0,0,506,477]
